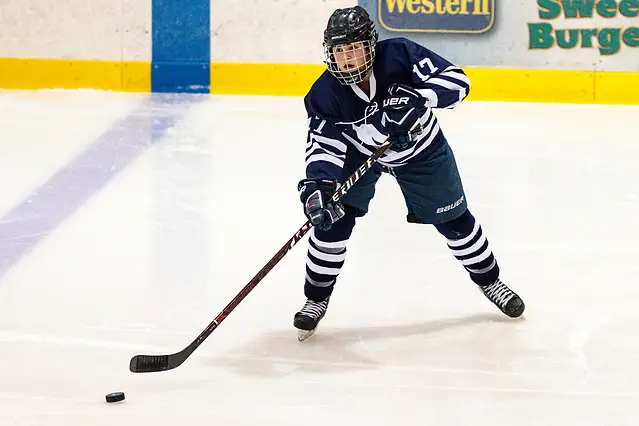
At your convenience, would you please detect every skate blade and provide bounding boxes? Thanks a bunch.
[297,327,318,342]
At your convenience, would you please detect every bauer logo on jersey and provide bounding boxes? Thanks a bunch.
[375,0,496,34]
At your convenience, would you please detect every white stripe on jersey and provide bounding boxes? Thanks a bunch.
[396,122,441,164]
[376,110,436,163]
[417,66,470,109]
[305,153,344,169]
[304,132,349,173]
[418,77,467,108]
[440,66,471,85]
[417,89,439,108]
[424,77,465,92]
[309,134,348,153]
[306,141,346,160]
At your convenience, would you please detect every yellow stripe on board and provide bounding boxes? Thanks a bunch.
[0,58,150,92]
[465,68,596,104]
[210,63,325,96]
[466,68,639,105]
[595,71,639,105]
[211,63,639,105]
[1,59,637,105]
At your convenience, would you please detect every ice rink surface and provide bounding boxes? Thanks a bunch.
[0,90,638,425]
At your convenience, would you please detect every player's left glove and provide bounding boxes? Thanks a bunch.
[381,83,427,150]
[298,178,345,231]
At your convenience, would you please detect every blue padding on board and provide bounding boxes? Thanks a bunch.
[152,62,210,93]
[152,0,210,93]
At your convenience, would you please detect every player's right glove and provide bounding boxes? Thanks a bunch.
[298,178,345,231]
[381,83,427,150]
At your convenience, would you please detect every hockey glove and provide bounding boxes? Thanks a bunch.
[381,83,427,150]
[298,178,346,231]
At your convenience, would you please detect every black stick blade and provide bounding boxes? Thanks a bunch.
[129,355,169,373]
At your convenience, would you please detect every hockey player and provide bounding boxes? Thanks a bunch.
[294,6,524,341]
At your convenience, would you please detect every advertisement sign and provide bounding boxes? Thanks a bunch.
[378,0,496,33]
[529,0,639,56]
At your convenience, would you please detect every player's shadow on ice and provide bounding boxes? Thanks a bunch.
[205,313,519,378]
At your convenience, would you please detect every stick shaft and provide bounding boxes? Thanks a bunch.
[129,140,392,372]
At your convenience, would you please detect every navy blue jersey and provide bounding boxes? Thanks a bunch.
[304,37,470,181]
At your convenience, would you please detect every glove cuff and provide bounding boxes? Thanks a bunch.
[298,178,338,202]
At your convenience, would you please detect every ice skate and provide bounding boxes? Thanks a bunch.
[294,297,330,341]
[479,278,525,318]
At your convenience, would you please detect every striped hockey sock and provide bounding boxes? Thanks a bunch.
[436,210,499,286]
[304,229,348,301]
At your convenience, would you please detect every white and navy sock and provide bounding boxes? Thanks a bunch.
[304,209,357,301]
[435,209,499,286]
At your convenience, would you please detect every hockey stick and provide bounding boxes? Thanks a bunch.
[129,140,392,373]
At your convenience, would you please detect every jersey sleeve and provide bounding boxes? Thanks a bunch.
[400,38,471,109]
[303,93,348,181]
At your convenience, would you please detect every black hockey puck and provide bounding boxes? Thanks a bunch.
[105,392,125,403]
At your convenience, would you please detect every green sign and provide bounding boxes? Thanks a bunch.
[529,0,639,55]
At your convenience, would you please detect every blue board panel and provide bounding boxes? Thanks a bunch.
[152,0,210,93]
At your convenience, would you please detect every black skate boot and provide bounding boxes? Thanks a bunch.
[294,297,330,341]
[479,278,525,318]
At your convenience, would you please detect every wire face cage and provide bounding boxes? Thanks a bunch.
[324,40,376,85]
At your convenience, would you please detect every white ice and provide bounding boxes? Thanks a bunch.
[0,90,638,425]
